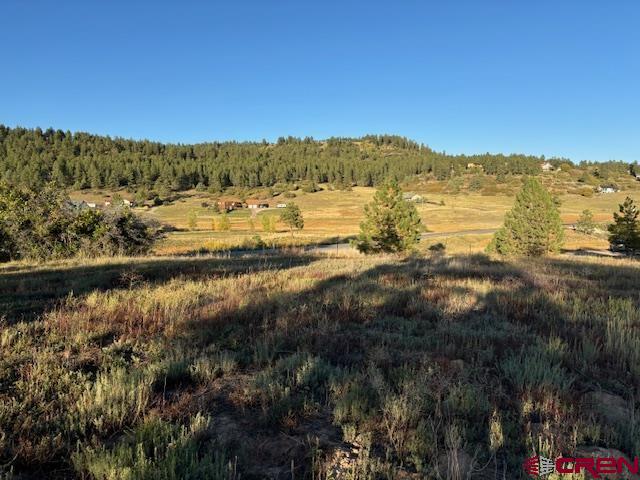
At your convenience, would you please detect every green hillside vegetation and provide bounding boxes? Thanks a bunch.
[1,125,634,196]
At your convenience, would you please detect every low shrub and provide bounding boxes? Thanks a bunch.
[501,344,572,393]
[72,414,235,480]
[428,242,446,252]
[73,367,152,436]
[251,353,340,426]
[0,182,162,262]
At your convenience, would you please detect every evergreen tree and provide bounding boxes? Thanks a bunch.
[218,212,231,231]
[187,210,198,230]
[261,214,275,233]
[488,177,564,256]
[608,196,640,252]
[0,222,13,262]
[575,209,596,235]
[354,180,422,253]
[279,203,304,236]
[51,158,69,186]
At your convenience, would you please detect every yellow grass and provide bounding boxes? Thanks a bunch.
[69,183,638,254]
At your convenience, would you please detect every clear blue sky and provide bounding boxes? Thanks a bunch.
[1,1,638,162]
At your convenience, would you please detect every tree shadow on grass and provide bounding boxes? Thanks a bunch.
[173,252,640,479]
[4,251,639,479]
[0,253,320,323]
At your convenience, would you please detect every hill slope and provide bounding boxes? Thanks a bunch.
[1,126,569,191]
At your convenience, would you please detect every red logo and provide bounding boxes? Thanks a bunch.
[523,456,554,477]
[523,456,540,476]
[523,455,639,478]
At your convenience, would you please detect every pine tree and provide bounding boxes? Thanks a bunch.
[0,223,13,262]
[51,158,69,186]
[575,209,596,235]
[261,214,275,233]
[488,177,564,256]
[187,210,198,230]
[218,212,231,231]
[279,203,304,236]
[608,196,640,252]
[354,180,422,254]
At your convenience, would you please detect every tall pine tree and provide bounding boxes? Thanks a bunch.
[488,177,564,256]
[354,180,422,253]
[608,196,640,252]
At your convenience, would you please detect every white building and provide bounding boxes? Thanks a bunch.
[247,199,269,209]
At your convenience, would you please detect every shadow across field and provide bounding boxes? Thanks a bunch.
[171,252,639,478]
[2,252,639,479]
[0,254,319,323]
[560,247,623,258]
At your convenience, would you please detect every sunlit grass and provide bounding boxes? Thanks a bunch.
[70,184,635,255]
[2,251,639,478]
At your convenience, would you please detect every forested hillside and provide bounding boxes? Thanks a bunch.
[0,125,632,192]
[0,126,547,191]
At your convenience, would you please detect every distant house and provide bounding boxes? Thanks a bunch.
[402,192,424,203]
[597,185,619,194]
[466,162,483,170]
[541,161,554,172]
[246,199,269,209]
[276,203,288,208]
[217,199,242,211]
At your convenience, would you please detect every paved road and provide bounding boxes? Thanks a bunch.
[213,224,592,257]
[421,228,499,238]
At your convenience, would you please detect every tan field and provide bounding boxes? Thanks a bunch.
[69,180,637,255]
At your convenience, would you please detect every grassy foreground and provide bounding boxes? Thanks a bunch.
[1,251,639,479]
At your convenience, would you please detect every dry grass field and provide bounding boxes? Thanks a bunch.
[70,177,638,256]
[1,251,639,479]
